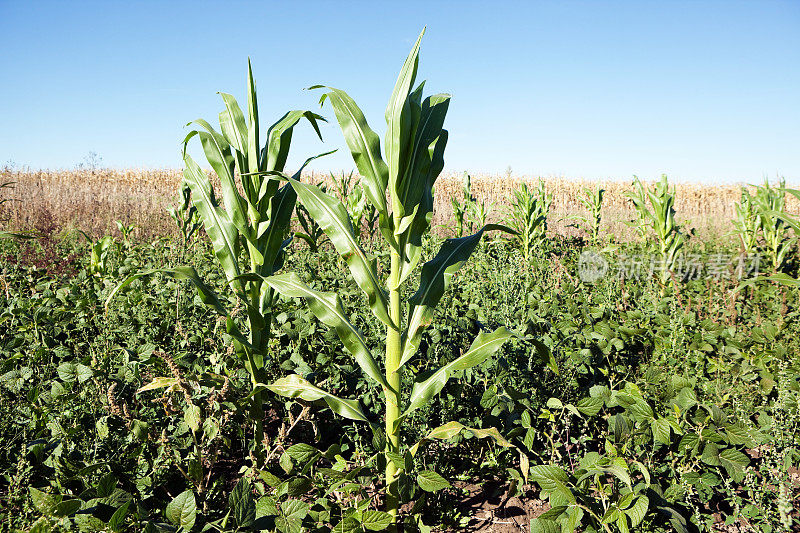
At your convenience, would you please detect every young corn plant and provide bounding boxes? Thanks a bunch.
[258,30,513,525]
[166,183,202,249]
[108,62,326,464]
[566,186,604,243]
[507,180,551,267]
[294,184,328,252]
[752,177,797,273]
[625,175,685,291]
[450,172,475,238]
[731,187,760,257]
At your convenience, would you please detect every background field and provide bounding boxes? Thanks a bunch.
[4,167,795,242]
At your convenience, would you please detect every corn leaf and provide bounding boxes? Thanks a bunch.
[287,178,393,328]
[263,375,369,423]
[400,224,512,368]
[312,85,389,218]
[182,155,242,286]
[401,327,513,420]
[262,272,390,391]
[385,29,424,220]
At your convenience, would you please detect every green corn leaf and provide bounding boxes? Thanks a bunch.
[409,420,513,456]
[181,119,247,232]
[259,183,297,275]
[182,155,242,286]
[400,224,513,368]
[385,29,424,220]
[263,375,370,423]
[312,85,389,217]
[218,92,248,159]
[396,93,450,225]
[286,177,393,328]
[401,327,513,419]
[262,272,389,390]
[264,110,325,173]
[106,266,226,315]
[245,59,260,174]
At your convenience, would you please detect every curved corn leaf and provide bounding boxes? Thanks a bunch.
[409,420,513,456]
[218,92,248,160]
[181,119,247,233]
[400,224,513,368]
[400,327,513,421]
[264,110,325,173]
[262,375,369,423]
[182,155,242,287]
[286,177,393,327]
[106,266,226,315]
[735,272,800,292]
[386,29,424,220]
[105,267,255,355]
[259,183,297,275]
[261,272,390,391]
[396,94,450,228]
[312,85,389,218]
[245,59,260,174]
[0,230,33,240]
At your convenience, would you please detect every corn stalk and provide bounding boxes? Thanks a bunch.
[507,180,551,266]
[625,175,684,291]
[256,30,514,526]
[567,186,604,243]
[752,178,797,272]
[108,62,327,464]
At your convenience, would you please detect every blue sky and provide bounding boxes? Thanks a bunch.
[1,0,798,183]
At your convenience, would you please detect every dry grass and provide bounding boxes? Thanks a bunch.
[1,166,795,243]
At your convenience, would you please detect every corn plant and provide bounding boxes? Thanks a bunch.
[114,220,136,248]
[566,186,604,243]
[752,177,797,272]
[332,170,373,240]
[166,183,202,248]
[507,180,551,266]
[731,188,760,257]
[108,62,326,463]
[294,185,328,252]
[450,172,475,238]
[257,31,513,525]
[625,175,684,289]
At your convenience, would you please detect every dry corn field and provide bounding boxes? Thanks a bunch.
[1,166,796,241]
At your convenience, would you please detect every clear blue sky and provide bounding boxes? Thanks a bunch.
[1,1,798,184]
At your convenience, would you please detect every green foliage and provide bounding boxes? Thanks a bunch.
[166,183,202,248]
[751,177,797,272]
[625,175,685,288]
[108,61,329,467]
[507,180,552,266]
[567,186,604,243]
[268,30,516,526]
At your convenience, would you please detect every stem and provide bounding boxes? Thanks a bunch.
[384,251,403,525]
[246,276,271,467]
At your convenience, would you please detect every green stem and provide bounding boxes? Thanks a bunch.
[385,251,403,525]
